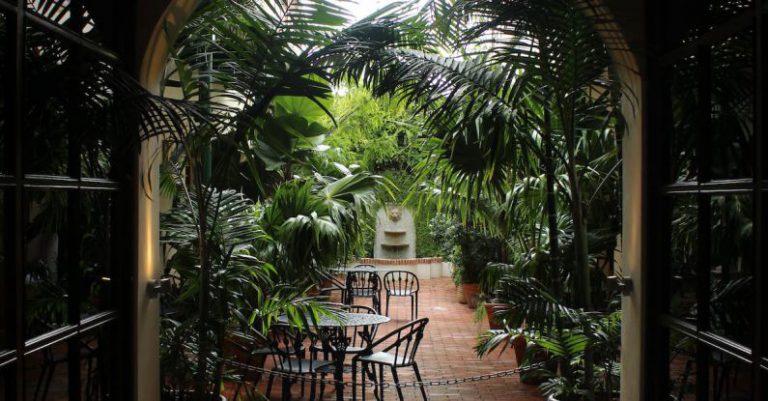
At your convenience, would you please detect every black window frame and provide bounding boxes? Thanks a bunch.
[0,0,137,400]
[645,1,767,400]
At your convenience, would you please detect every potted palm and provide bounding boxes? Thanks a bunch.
[458,226,501,308]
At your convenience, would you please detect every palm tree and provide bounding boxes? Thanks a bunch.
[329,0,621,310]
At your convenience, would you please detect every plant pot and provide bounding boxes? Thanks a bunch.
[455,285,467,304]
[462,283,481,308]
[511,335,527,366]
[594,392,621,401]
[224,335,267,383]
[161,390,227,401]
[483,302,511,330]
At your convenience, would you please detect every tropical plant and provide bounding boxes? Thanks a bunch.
[259,168,388,284]
[457,225,502,284]
[475,276,622,400]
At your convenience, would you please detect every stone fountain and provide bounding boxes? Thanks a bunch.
[374,204,415,259]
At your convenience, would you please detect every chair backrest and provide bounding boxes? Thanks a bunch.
[224,330,271,382]
[368,318,429,366]
[267,325,319,374]
[346,271,381,292]
[383,270,419,293]
[344,304,379,348]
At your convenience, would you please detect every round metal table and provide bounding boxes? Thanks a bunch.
[276,312,390,401]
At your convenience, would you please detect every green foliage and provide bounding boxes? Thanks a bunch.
[457,226,502,284]
[260,169,388,282]
[323,88,425,171]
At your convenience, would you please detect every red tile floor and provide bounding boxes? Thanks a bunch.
[243,277,544,401]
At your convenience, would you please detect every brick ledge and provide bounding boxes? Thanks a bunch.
[357,257,443,265]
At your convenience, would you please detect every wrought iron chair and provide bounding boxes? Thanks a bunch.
[317,271,349,304]
[265,325,334,401]
[315,305,382,400]
[382,271,420,320]
[346,270,382,313]
[352,318,430,401]
[226,330,280,401]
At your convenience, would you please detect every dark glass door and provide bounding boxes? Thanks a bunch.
[0,1,135,400]
[646,0,767,400]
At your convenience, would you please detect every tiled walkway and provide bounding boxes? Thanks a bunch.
[251,277,544,401]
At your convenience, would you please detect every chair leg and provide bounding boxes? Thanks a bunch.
[41,361,56,401]
[386,294,390,316]
[266,373,275,400]
[362,362,368,401]
[379,364,385,401]
[309,374,317,401]
[281,377,292,401]
[412,363,428,401]
[352,363,358,401]
[415,294,418,319]
[390,367,405,401]
[33,360,51,401]
[319,372,327,401]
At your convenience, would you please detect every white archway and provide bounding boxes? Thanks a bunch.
[132,2,646,400]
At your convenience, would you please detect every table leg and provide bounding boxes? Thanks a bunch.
[334,351,345,401]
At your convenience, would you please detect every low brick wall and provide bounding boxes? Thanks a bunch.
[351,257,452,279]
[358,257,442,265]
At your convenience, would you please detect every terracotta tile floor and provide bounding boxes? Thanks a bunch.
[248,277,544,401]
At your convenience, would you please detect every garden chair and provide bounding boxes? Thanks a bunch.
[314,305,382,400]
[352,318,430,401]
[345,270,382,313]
[382,271,420,320]
[226,330,281,401]
[265,325,334,401]
[317,272,349,304]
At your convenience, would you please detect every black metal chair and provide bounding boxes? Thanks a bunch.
[352,318,430,401]
[265,325,334,401]
[314,305,381,400]
[346,271,382,313]
[226,330,280,401]
[382,271,420,320]
[317,271,350,304]
[34,336,98,401]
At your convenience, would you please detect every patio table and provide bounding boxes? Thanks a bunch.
[277,312,390,401]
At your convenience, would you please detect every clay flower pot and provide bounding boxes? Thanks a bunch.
[483,302,511,330]
[456,285,467,304]
[462,283,481,308]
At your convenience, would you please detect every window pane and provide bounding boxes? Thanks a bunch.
[25,0,103,43]
[24,24,70,175]
[1,362,12,401]
[669,56,699,183]
[0,190,7,350]
[80,191,112,316]
[670,195,699,320]
[710,29,755,179]
[663,0,753,51]
[706,348,752,400]
[24,343,70,400]
[709,195,753,345]
[668,330,697,400]
[25,191,69,338]
[0,11,7,176]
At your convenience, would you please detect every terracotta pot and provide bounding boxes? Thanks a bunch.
[456,285,467,304]
[511,335,527,365]
[462,283,481,308]
[483,303,511,330]
[223,335,267,383]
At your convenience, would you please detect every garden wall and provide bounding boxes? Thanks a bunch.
[353,257,453,280]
